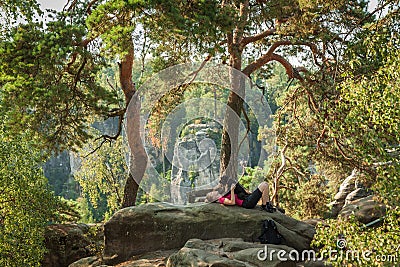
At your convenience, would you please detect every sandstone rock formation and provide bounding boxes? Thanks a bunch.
[329,169,359,217]
[70,239,327,267]
[167,238,297,267]
[43,223,103,267]
[170,123,221,205]
[339,195,386,224]
[103,202,315,264]
[328,169,386,224]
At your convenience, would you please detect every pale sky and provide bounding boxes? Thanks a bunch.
[37,0,68,11]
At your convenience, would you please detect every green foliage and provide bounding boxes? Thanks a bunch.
[145,0,234,65]
[74,195,108,223]
[327,8,400,206]
[147,179,171,203]
[53,197,81,223]
[75,197,95,223]
[261,1,400,219]
[0,131,59,267]
[83,223,104,257]
[252,64,288,115]
[312,208,400,266]
[74,134,127,222]
[137,174,171,204]
[43,151,79,199]
[0,0,41,24]
[240,167,267,191]
[293,174,330,219]
[0,4,399,266]
[0,10,119,154]
[87,0,143,56]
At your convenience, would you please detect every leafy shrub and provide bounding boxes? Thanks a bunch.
[0,133,59,267]
[292,174,330,219]
[312,208,400,266]
[239,167,267,191]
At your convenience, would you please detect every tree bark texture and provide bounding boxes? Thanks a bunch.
[120,41,148,208]
[219,46,244,184]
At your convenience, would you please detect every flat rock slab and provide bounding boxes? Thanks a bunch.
[103,202,315,263]
[167,238,297,267]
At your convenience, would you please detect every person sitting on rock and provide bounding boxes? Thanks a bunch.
[206,175,275,212]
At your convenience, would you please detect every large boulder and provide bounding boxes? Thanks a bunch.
[43,223,103,267]
[328,169,378,219]
[333,170,358,202]
[68,256,100,267]
[329,169,359,217]
[325,170,385,224]
[339,195,386,224]
[103,202,315,264]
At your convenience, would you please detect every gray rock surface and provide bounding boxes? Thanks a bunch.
[69,251,173,267]
[68,256,101,267]
[339,195,386,224]
[333,169,358,202]
[327,169,385,224]
[166,238,297,267]
[329,169,359,217]
[43,223,103,267]
[170,124,220,205]
[103,202,315,264]
[345,187,369,204]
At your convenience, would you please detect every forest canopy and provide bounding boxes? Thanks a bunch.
[0,0,399,266]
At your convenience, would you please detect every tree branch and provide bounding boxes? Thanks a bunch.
[63,0,77,12]
[343,1,392,41]
[86,0,99,15]
[304,86,320,113]
[242,41,292,76]
[227,32,234,54]
[334,136,353,161]
[108,108,126,118]
[242,40,325,76]
[278,185,296,191]
[271,143,288,205]
[119,43,135,106]
[84,112,124,158]
[302,42,325,68]
[240,27,276,48]
[72,57,87,91]
[316,127,326,152]
[187,54,212,83]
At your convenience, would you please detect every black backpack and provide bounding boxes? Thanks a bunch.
[258,219,283,245]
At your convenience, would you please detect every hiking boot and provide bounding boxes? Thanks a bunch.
[266,202,276,212]
[276,206,285,214]
[261,202,276,213]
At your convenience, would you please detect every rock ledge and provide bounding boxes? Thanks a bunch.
[103,202,315,264]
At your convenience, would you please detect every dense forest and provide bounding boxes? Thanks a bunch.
[0,0,399,266]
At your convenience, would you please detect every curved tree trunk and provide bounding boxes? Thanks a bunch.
[121,172,140,208]
[119,40,148,208]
